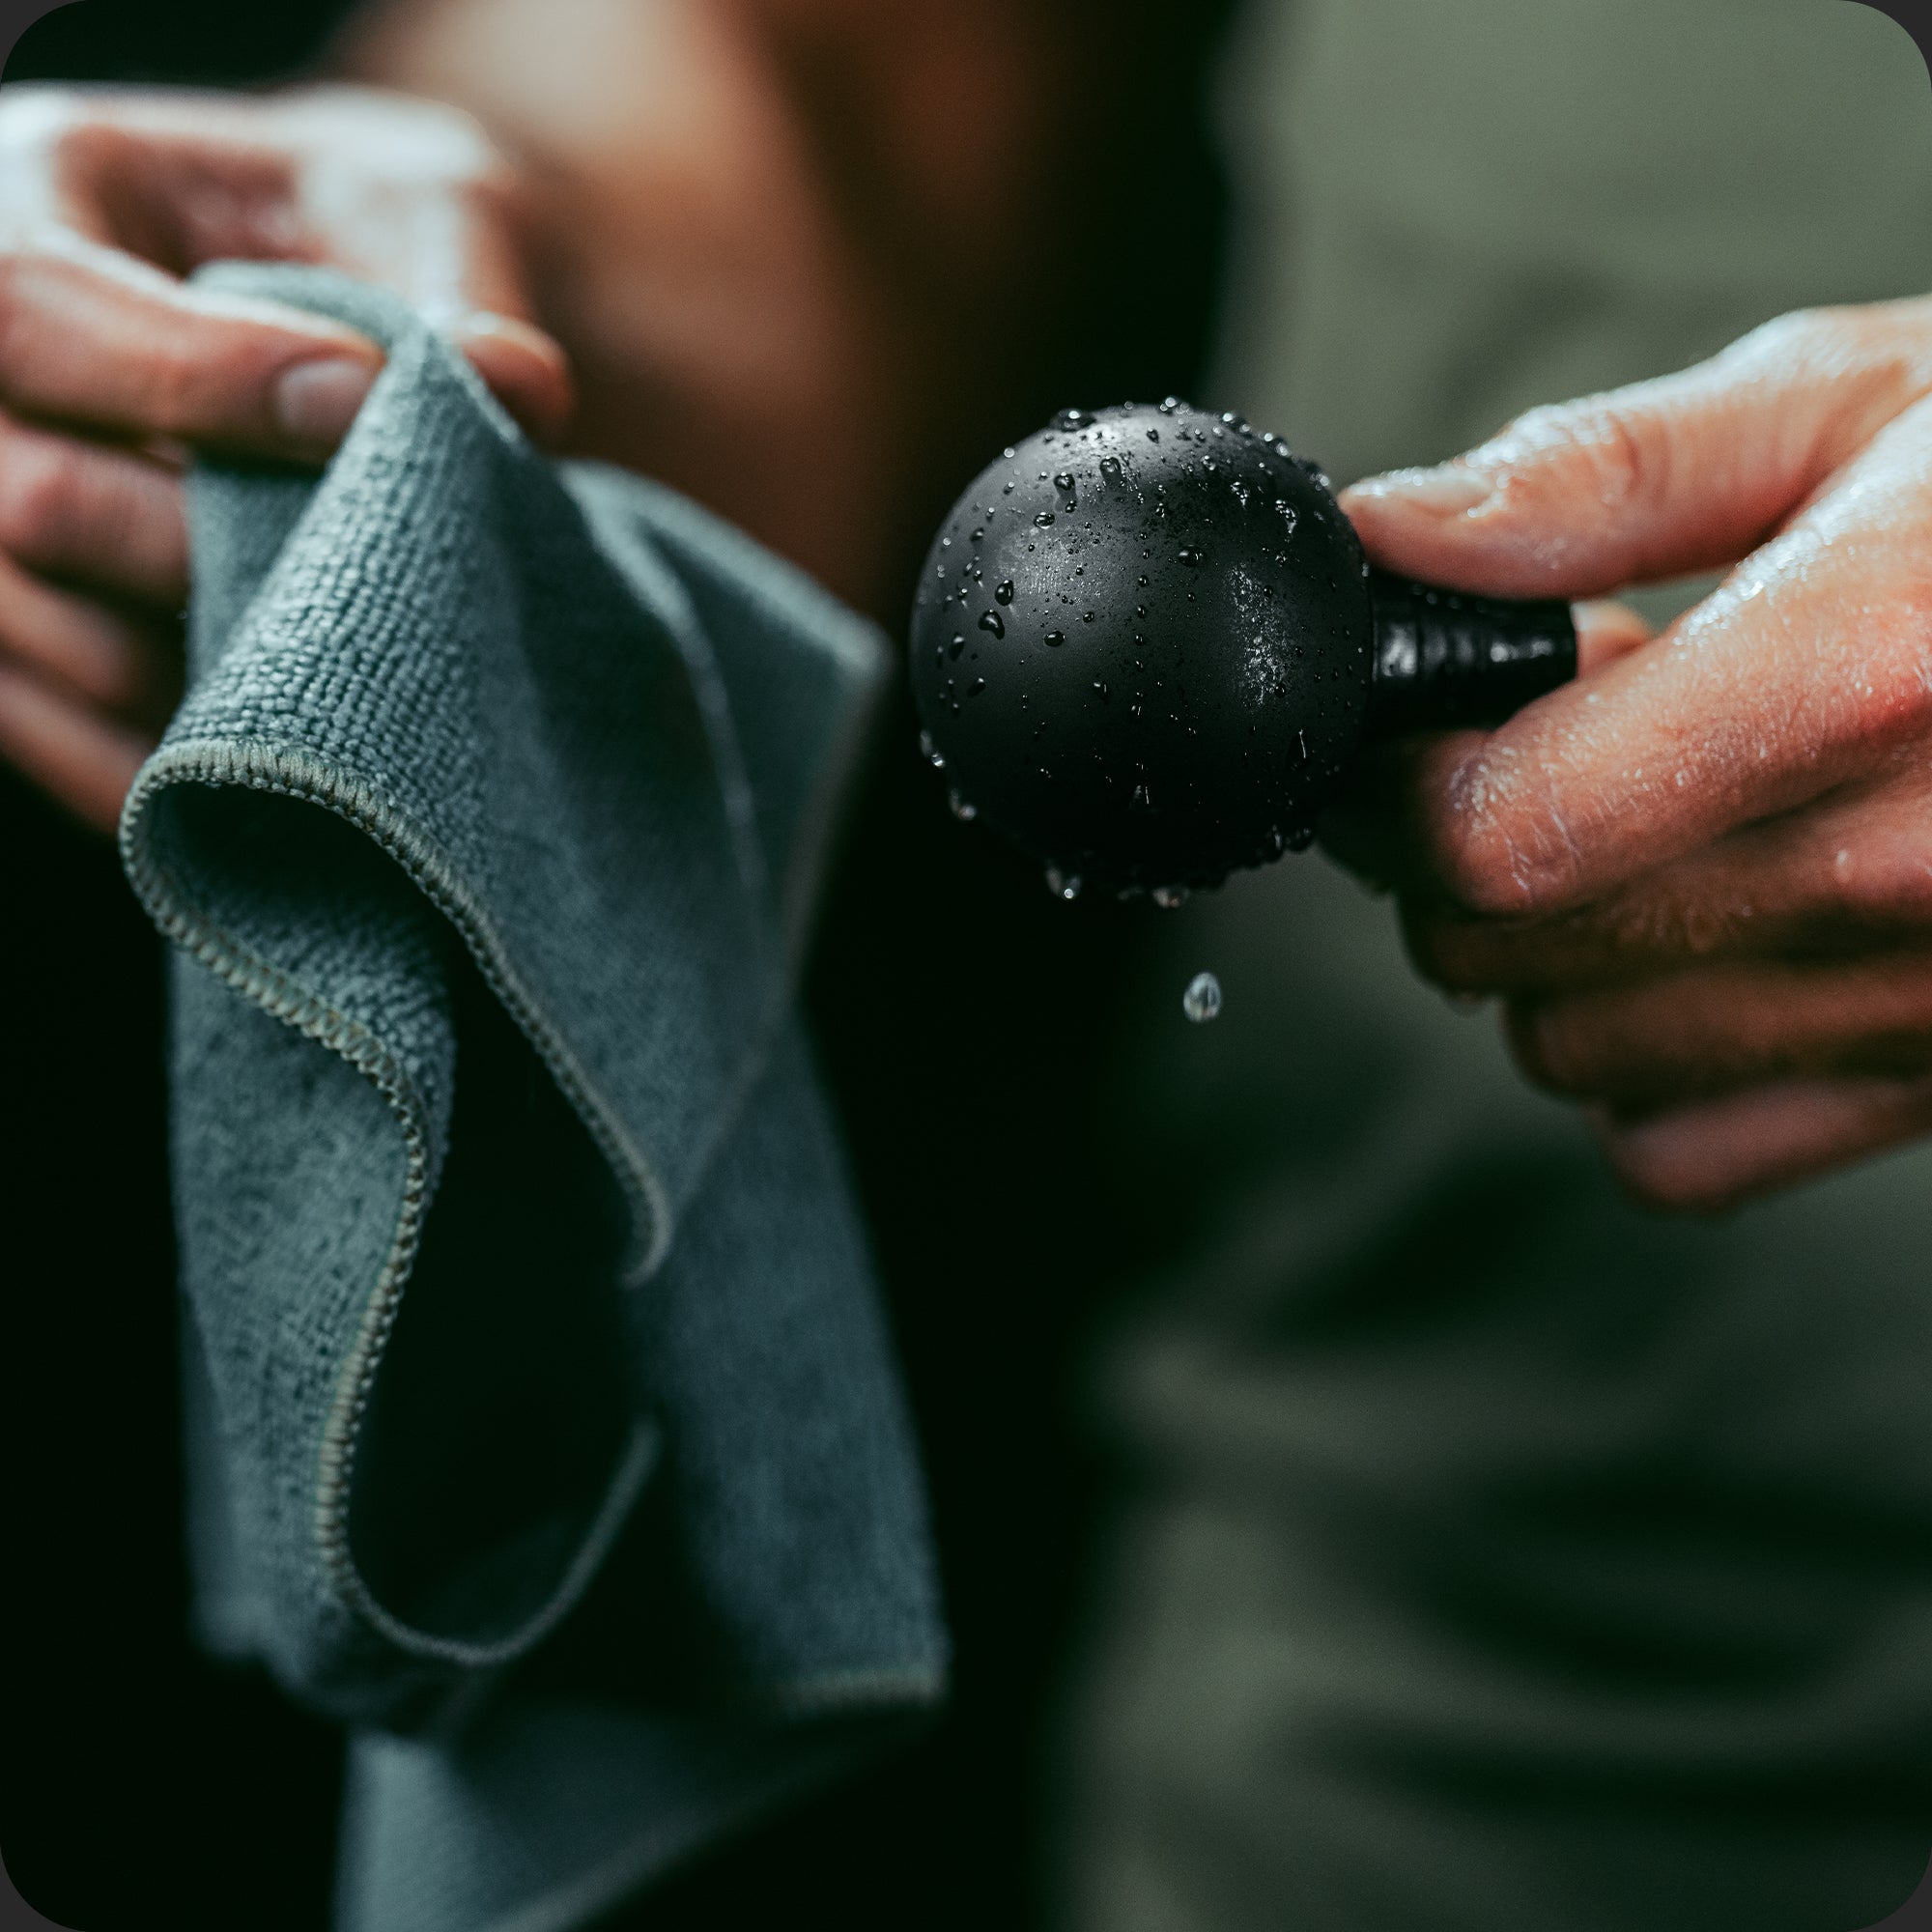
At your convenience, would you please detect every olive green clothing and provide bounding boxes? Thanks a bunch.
[1068,6,1932,1929]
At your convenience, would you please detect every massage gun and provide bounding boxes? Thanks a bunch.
[908,401,1575,896]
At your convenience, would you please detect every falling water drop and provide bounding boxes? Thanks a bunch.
[1181,972,1222,1023]
[995,580,1015,605]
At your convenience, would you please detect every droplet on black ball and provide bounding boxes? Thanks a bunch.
[979,610,1005,638]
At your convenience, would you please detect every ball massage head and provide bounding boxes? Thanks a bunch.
[908,401,1577,895]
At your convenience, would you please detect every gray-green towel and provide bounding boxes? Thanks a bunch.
[119,265,945,1932]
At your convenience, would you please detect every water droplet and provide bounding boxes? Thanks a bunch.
[970,527,984,543]
[948,788,978,821]
[1132,782,1153,809]
[1153,885,1190,909]
[995,580,1014,605]
[1178,547,1203,567]
[1044,630,1065,647]
[1100,456,1123,480]
[1288,826,1316,852]
[969,677,986,697]
[1158,396,1179,413]
[1035,511,1056,527]
[979,610,1006,638]
[1054,470,1075,492]
[1137,575,1150,588]
[1045,866,1083,902]
[1003,446,1017,459]
[1083,611,1096,624]
[1182,972,1222,1023]
[920,729,945,768]
[1093,680,1109,700]
[949,634,966,659]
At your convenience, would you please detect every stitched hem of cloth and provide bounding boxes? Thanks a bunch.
[120,734,683,1670]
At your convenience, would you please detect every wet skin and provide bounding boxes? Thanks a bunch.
[2,26,1930,1212]
[1331,298,1932,1209]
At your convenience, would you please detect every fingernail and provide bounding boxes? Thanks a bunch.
[1349,464,1493,515]
[274,356,376,445]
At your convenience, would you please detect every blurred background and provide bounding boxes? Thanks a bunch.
[6,5,1932,1930]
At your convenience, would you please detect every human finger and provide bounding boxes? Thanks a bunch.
[0,235,384,459]
[1406,760,1932,996]
[0,546,178,718]
[1379,389,1932,918]
[5,88,571,444]
[1337,298,1932,600]
[1504,950,1932,1106]
[1593,1075,1932,1213]
[1574,598,1656,673]
[185,88,573,440]
[0,409,187,604]
[0,658,155,832]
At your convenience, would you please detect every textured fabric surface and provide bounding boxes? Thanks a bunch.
[119,265,944,1932]
[1066,5,1932,1931]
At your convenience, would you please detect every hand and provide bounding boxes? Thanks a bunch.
[1330,297,1932,1210]
[0,83,572,832]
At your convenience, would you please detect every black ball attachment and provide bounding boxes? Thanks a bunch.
[909,401,1576,895]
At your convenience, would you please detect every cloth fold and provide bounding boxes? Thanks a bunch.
[119,265,944,1932]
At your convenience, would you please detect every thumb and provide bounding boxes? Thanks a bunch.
[1338,298,1932,600]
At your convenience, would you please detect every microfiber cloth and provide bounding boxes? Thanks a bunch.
[117,264,946,1932]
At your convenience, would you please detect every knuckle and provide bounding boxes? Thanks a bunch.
[1733,305,1835,367]
[1482,394,1661,516]
[137,335,208,438]
[1566,402,1663,518]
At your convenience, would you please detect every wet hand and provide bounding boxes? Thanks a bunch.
[0,84,572,831]
[1331,298,1932,1210]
